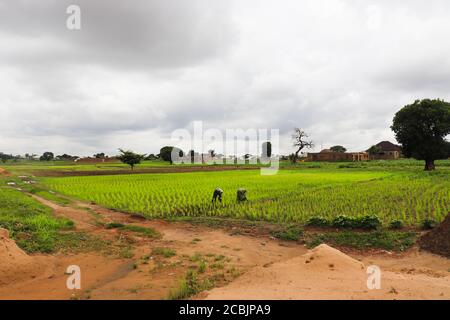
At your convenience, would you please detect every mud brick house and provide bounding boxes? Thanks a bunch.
[306,149,369,162]
[74,157,119,164]
[369,141,403,160]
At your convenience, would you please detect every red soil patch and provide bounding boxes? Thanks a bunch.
[0,168,11,176]
[419,214,450,258]
[204,244,450,300]
[0,228,52,286]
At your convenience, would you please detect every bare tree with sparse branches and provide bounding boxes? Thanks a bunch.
[291,128,314,163]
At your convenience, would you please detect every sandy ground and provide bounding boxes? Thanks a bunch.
[204,244,450,300]
[0,193,449,300]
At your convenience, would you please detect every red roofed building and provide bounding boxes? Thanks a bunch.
[368,141,403,160]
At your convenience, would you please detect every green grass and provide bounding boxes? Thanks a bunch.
[151,247,177,258]
[105,222,160,238]
[122,225,160,238]
[42,166,450,226]
[167,270,214,300]
[198,260,207,273]
[3,178,72,206]
[307,230,417,251]
[271,225,303,241]
[0,187,74,253]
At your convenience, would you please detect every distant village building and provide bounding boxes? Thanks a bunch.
[184,152,224,164]
[368,141,403,160]
[74,157,118,164]
[306,149,369,162]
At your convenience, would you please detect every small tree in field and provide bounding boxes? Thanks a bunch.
[291,128,313,163]
[391,99,450,171]
[117,149,145,170]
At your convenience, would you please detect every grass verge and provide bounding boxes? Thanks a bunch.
[306,230,417,251]
[105,222,161,238]
[152,247,177,258]
[167,270,214,300]
[0,187,74,253]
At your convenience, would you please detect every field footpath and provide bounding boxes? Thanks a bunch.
[1,192,449,300]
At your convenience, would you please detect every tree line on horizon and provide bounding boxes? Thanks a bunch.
[1,99,449,170]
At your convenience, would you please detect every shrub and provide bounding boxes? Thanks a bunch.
[358,215,382,230]
[389,219,403,230]
[332,215,357,228]
[332,214,381,230]
[306,216,329,227]
[271,225,303,241]
[421,219,437,230]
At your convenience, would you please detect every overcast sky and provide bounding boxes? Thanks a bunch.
[1,0,450,156]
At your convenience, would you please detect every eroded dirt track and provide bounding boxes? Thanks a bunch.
[0,195,304,300]
[0,194,449,300]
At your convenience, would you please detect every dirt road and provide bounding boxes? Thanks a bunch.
[0,194,449,300]
[0,195,304,300]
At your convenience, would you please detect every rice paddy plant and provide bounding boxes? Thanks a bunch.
[42,169,450,226]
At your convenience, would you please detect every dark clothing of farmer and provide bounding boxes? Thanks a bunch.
[212,188,223,203]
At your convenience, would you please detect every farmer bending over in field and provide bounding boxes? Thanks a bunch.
[212,187,223,204]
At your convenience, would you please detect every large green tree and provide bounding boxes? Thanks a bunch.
[39,152,54,161]
[117,149,145,170]
[0,152,13,163]
[391,99,450,171]
[159,146,184,164]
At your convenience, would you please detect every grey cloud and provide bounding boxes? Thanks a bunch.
[0,0,236,70]
[1,0,450,156]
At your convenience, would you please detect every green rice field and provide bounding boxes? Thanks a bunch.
[42,166,450,226]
